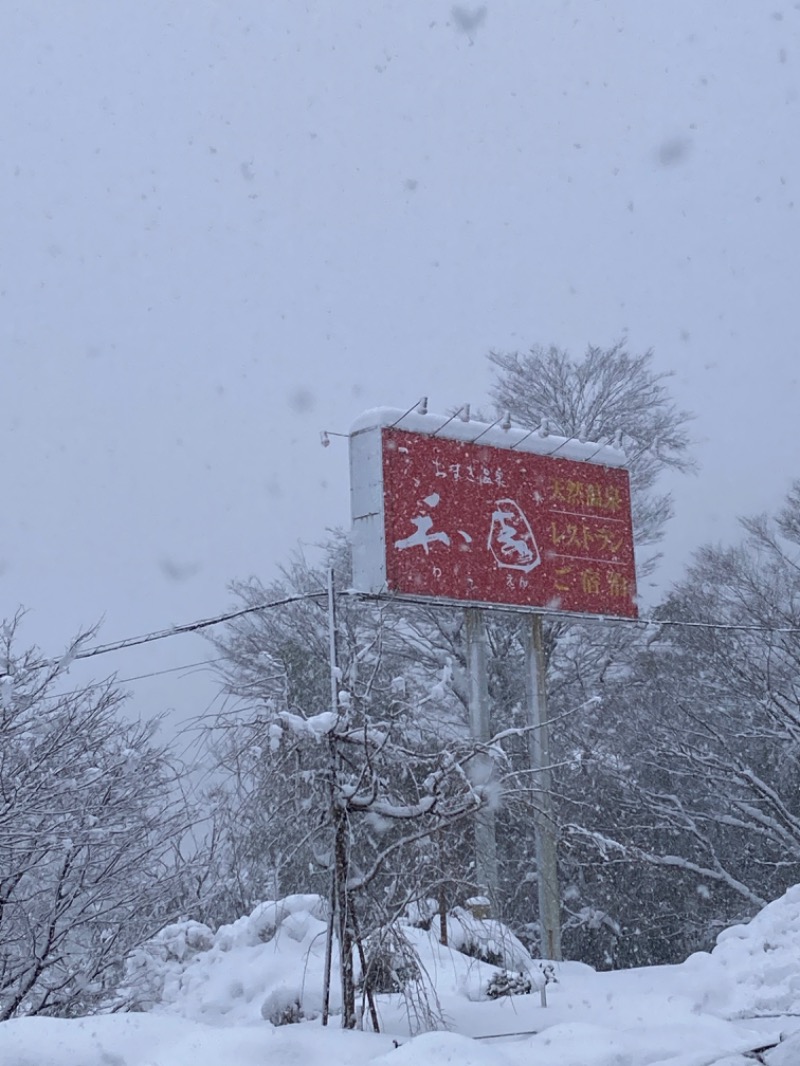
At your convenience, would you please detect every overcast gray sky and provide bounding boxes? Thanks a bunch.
[2,2,799,729]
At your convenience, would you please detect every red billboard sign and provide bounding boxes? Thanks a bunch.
[350,411,637,618]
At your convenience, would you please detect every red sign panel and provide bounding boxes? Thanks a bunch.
[382,428,637,617]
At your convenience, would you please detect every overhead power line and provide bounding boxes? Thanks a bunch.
[344,590,800,636]
[39,658,288,710]
[115,656,225,685]
[37,656,228,707]
[2,588,799,686]
[0,592,327,680]
[63,591,327,665]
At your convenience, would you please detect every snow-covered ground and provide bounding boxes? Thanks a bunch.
[6,887,800,1066]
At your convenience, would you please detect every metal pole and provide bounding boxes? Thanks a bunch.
[321,567,338,1027]
[327,567,339,718]
[464,607,499,911]
[524,613,562,961]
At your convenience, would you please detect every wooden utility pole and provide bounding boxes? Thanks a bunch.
[323,568,355,1028]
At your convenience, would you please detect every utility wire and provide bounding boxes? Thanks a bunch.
[343,590,800,636]
[0,592,326,680]
[71,591,327,663]
[2,588,799,687]
[118,656,227,685]
[29,655,230,708]
[68,592,324,669]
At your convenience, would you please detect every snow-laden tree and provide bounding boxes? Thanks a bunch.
[477,343,697,959]
[554,482,800,962]
[202,542,508,1027]
[203,536,484,930]
[0,615,197,1019]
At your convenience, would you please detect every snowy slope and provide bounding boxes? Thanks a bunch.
[6,886,800,1065]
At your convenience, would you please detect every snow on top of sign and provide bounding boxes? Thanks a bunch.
[349,407,628,468]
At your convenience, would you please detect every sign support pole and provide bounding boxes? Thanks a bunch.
[524,613,562,960]
[464,607,499,912]
[321,567,338,1027]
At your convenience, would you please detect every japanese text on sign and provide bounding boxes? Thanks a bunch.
[382,428,637,617]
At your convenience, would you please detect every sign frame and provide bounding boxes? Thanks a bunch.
[350,407,638,619]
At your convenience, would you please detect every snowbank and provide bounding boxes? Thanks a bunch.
[117,894,543,1030]
[705,884,800,1018]
[7,887,800,1065]
[119,894,332,1024]
[0,1013,397,1066]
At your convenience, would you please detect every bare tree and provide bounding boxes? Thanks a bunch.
[555,483,800,960]
[202,538,477,918]
[480,343,698,958]
[0,614,197,1019]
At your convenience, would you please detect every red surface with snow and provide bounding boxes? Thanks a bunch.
[382,428,637,617]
